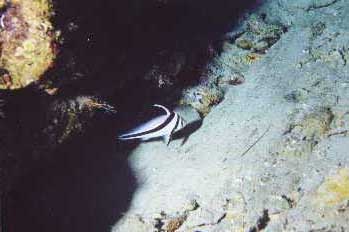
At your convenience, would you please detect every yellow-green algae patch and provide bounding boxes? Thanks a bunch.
[316,168,349,206]
[0,0,56,89]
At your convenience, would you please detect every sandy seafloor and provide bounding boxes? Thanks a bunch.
[113,1,349,231]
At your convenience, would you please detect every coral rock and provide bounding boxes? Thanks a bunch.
[0,0,56,89]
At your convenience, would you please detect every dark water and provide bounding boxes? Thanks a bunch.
[3,0,259,231]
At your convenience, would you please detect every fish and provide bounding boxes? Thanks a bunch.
[118,104,186,145]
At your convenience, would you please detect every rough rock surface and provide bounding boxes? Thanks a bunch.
[0,0,57,89]
[112,0,349,231]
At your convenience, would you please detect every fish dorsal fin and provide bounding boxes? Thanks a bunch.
[153,104,170,116]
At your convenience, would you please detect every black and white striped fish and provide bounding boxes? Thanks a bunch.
[118,104,186,145]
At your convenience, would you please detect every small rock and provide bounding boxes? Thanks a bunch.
[217,72,245,87]
[165,215,187,232]
[284,89,309,103]
[234,14,286,53]
[276,107,333,157]
[181,85,224,116]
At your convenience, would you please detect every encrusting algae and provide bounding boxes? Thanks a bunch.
[316,168,349,207]
[0,0,57,89]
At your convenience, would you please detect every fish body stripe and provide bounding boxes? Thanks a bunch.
[171,114,181,136]
[119,111,176,139]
